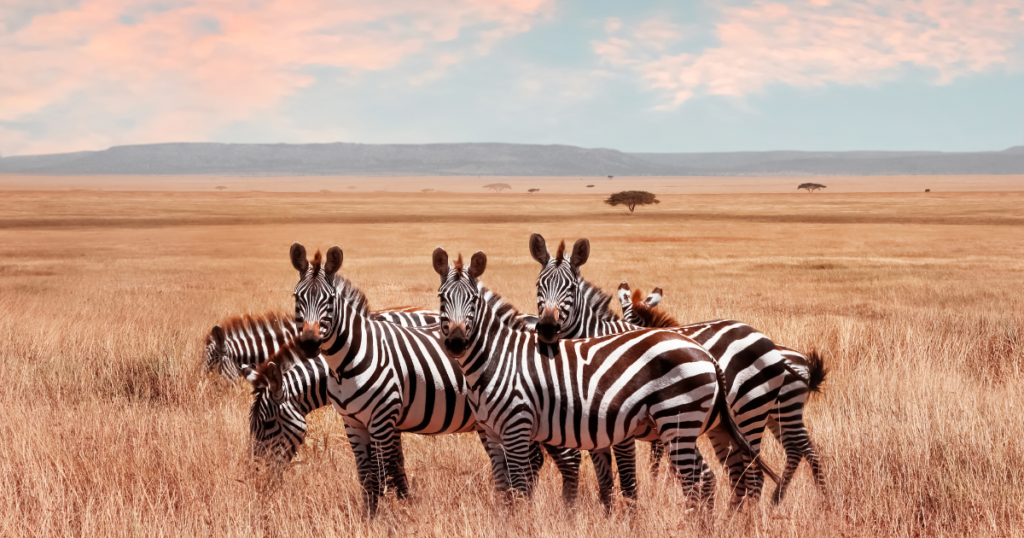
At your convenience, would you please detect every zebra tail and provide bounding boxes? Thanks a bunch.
[711,358,782,485]
[805,349,828,395]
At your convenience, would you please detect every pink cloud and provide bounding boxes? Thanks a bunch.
[0,0,551,155]
[593,0,1024,108]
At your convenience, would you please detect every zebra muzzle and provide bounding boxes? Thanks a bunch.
[536,307,559,344]
[443,325,469,357]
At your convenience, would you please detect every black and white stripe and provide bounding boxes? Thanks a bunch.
[431,248,777,509]
[619,284,827,503]
[286,243,574,513]
[529,233,788,505]
[205,309,438,382]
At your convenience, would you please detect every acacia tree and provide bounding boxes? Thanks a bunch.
[215,186,227,191]
[798,183,827,193]
[605,190,660,214]
[528,188,540,194]
[483,183,512,193]
[422,188,435,193]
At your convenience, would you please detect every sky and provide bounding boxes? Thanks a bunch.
[1,0,1023,156]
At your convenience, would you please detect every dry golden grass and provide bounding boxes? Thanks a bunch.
[1,186,1023,537]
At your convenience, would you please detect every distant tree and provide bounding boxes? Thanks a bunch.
[925,189,931,192]
[320,189,331,194]
[586,185,595,188]
[607,175,614,179]
[605,190,660,214]
[215,186,227,191]
[528,188,540,194]
[422,188,434,193]
[483,183,512,193]
[348,186,357,190]
[798,183,827,193]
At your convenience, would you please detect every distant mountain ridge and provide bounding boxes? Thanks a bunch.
[2,142,1023,176]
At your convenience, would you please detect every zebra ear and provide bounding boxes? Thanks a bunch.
[570,238,590,267]
[290,243,309,273]
[529,233,550,266]
[468,251,487,279]
[646,288,663,308]
[211,325,226,349]
[324,246,343,276]
[432,247,449,280]
[616,281,631,306]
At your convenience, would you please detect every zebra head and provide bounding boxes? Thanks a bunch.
[203,324,232,379]
[247,360,305,467]
[528,233,590,344]
[432,248,486,359]
[290,242,342,359]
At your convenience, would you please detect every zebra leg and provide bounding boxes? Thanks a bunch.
[706,426,747,507]
[343,420,379,515]
[528,441,545,487]
[649,440,666,476]
[500,431,536,497]
[543,445,582,507]
[612,441,638,502]
[591,448,616,512]
[368,415,404,507]
[479,431,512,493]
[693,448,717,510]
[390,433,410,499]
[664,435,704,506]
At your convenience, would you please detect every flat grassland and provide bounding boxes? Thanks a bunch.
[1,183,1022,537]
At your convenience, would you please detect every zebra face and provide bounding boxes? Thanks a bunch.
[290,243,343,359]
[249,361,301,467]
[203,325,230,377]
[528,234,590,344]
[432,248,487,359]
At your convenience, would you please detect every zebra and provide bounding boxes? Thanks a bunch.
[528,233,794,505]
[285,243,579,513]
[204,308,438,382]
[618,282,827,503]
[430,247,779,508]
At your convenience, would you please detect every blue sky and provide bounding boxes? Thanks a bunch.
[2,0,1023,156]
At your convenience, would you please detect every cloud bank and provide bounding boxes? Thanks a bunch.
[594,0,1024,108]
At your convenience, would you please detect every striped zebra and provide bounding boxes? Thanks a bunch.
[204,308,438,382]
[430,247,778,507]
[529,233,793,505]
[618,282,827,503]
[285,243,580,513]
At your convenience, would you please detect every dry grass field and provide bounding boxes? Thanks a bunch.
[1,181,1023,537]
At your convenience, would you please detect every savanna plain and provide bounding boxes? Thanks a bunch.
[1,180,1023,537]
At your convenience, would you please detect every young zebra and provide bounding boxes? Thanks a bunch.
[618,282,827,503]
[204,308,438,382]
[529,233,791,505]
[285,243,581,513]
[430,247,778,507]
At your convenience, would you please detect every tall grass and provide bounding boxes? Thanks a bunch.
[1,190,1022,537]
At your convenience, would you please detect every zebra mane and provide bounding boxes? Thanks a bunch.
[581,280,621,322]
[217,312,291,337]
[630,288,679,328]
[333,273,371,317]
[480,285,534,332]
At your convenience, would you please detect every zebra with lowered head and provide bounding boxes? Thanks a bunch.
[430,247,778,508]
[618,282,827,503]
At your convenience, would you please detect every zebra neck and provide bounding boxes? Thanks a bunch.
[226,315,299,369]
[560,280,636,339]
[459,286,536,388]
[321,300,380,377]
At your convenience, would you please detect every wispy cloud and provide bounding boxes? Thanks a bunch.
[0,0,551,154]
[593,0,1024,108]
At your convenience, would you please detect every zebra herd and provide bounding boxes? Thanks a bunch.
[204,234,827,515]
